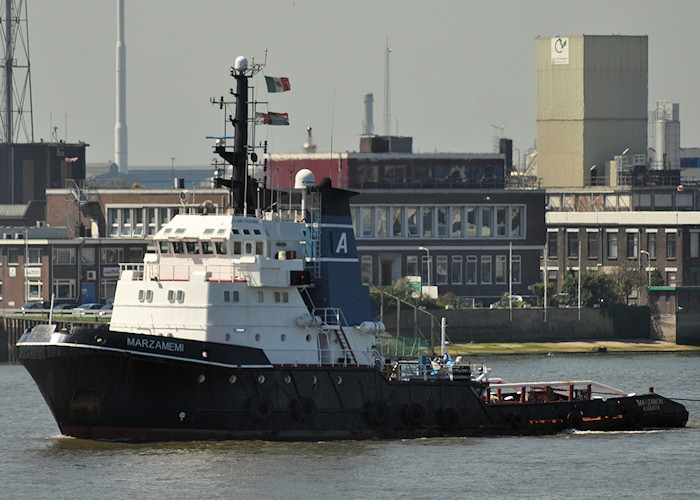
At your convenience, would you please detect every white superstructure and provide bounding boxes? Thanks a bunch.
[110,213,378,367]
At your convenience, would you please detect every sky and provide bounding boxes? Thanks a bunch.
[24,0,700,168]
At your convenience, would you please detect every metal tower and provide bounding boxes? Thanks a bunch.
[383,40,390,136]
[0,0,33,143]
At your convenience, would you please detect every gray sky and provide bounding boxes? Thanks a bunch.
[27,0,700,167]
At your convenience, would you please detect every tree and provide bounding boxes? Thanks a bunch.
[612,260,645,305]
[532,281,556,307]
[649,268,664,286]
[561,268,619,307]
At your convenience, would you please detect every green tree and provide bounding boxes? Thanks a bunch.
[532,281,556,306]
[561,268,619,307]
[649,268,664,286]
[612,260,645,305]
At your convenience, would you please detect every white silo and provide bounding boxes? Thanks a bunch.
[652,101,680,170]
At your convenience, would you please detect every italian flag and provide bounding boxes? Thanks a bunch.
[265,76,291,93]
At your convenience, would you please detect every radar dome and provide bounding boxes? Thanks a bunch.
[234,56,248,71]
[294,169,316,189]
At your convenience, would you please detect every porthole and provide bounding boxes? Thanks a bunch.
[280,333,287,342]
[284,375,291,384]
[255,333,261,342]
[224,291,230,302]
[146,290,153,302]
[197,374,206,384]
[306,334,312,343]
[336,375,343,385]
[258,375,265,384]
[311,376,318,385]
[202,350,208,358]
[229,375,237,384]
[177,290,185,303]
[167,290,175,303]
[225,333,231,342]
[138,290,145,302]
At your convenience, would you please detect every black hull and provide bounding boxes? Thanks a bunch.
[16,328,689,441]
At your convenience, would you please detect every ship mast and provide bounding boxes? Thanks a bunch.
[213,56,265,215]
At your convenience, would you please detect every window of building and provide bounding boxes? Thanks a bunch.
[587,232,598,259]
[466,208,477,237]
[512,255,522,284]
[689,270,700,286]
[101,247,123,264]
[109,209,119,237]
[53,247,76,265]
[437,208,448,237]
[406,255,418,277]
[480,256,492,284]
[8,248,19,265]
[53,280,76,300]
[547,231,558,259]
[422,207,433,237]
[451,256,463,284]
[129,248,144,262]
[134,209,144,236]
[567,232,579,259]
[27,248,42,265]
[350,207,359,236]
[81,247,96,265]
[122,209,132,236]
[627,232,639,259]
[451,208,463,237]
[510,207,523,237]
[376,207,388,237]
[480,207,492,237]
[28,280,42,300]
[436,256,448,285]
[421,255,431,285]
[666,232,676,260]
[361,255,373,285]
[392,208,403,237]
[361,207,373,238]
[496,208,507,237]
[666,271,676,286]
[159,208,170,227]
[647,232,657,259]
[102,279,118,303]
[407,208,419,237]
[607,232,618,259]
[495,255,507,284]
[690,232,700,258]
[466,256,477,284]
[147,208,157,236]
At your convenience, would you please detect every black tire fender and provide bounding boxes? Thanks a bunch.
[249,395,273,421]
[566,411,584,430]
[404,402,425,426]
[294,397,317,423]
[441,407,460,431]
[366,400,389,425]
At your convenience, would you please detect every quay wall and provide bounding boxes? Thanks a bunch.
[381,305,652,344]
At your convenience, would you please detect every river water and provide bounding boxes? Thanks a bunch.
[2,353,698,499]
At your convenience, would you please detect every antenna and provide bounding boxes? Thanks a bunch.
[1,0,34,143]
[383,40,391,136]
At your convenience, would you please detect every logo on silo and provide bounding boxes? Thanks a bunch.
[551,37,569,65]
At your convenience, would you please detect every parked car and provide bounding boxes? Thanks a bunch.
[72,303,105,316]
[19,301,52,314]
[98,303,114,317]
[52,303,75,314]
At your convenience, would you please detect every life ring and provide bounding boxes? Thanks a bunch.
[625,410,644,430]
[249,395,273,421]
[294,397,317,423]
[404,402,425,426]
[441,407,460,431]
[366,400,389,425]
[566,411,584,430]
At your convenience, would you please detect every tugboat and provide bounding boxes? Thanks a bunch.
[15,57,688,441]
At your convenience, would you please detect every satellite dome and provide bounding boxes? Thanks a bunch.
[294,169,316,189]
[234,56,248,71]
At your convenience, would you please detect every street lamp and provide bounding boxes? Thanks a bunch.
[640,250,651,299]
[418,246,431,288]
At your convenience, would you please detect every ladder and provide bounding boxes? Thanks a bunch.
[306,190,322,279]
